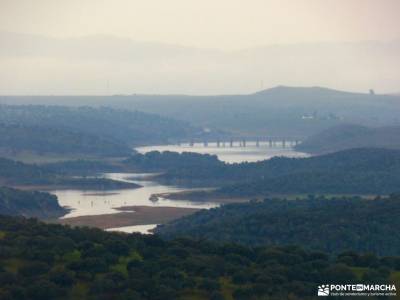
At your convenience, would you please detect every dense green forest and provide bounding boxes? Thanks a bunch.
[126,148,400,194]
[216,169,400,196]
[296,124,400,154]
[0,157,139,190]
[0,124,132,157]
[156,195,400,256]
[0,187,66,219]
[0,215,399,300]
[0,105,202,147]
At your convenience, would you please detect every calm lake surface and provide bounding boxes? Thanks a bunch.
[54,143,308,233]
[136,142,308,163]
[106,224,157,234]
[56,173,217,219]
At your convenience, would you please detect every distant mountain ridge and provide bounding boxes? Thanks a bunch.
[3,86,399,137]
[253,85,364,97]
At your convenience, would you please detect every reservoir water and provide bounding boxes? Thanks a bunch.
[58,173,217,219]
[54,143,308,233]
[136,141,308,163]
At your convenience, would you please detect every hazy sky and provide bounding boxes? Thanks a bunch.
[0,0,399,95]
[1,0,400,50]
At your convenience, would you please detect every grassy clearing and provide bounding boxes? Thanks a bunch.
[389,271,400,300]
[2,258,25,273]
[220,277,235,300]
[111,250,142,276]
[350,267,369,279]
[180,290,209,300]
[69,282,89,300]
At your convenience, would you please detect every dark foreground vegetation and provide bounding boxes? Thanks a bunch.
[156,195,400,256]
[126,148,400,195]
[0,187,66,219]
[0,215,399,300]
[296,124,400,154]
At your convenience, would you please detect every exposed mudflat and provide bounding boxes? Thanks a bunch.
[56,205,200,230]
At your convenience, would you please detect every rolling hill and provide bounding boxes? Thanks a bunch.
[127,148,400,194]
[295,124,400,154]
[0,157,139,190]
[0,124,132,158]
[0,105,203,148]
[0,187,66,219]
[35,147,400,195]
[156,195,400,255]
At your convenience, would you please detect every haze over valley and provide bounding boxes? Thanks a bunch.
[1,31,399,95]
[1,1,400,299]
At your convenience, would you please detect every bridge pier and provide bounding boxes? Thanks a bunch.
[182,137,301,148]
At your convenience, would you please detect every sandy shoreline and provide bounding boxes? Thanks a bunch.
[13,184,140,192]
[55,205,201,229]
[153,190,253,204]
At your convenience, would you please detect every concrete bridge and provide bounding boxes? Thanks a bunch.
[175,137,303,148]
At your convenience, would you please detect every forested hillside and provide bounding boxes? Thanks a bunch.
[0,105,202,147]
[0,215,399,300]
[126,148,400,194]
[42,160,124,175]
[0,187,66,219]
[125,151,222,173]
[156,195,400,255]
[296,124,400,154]
[0,124,131,157]
[0,157,139,190]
